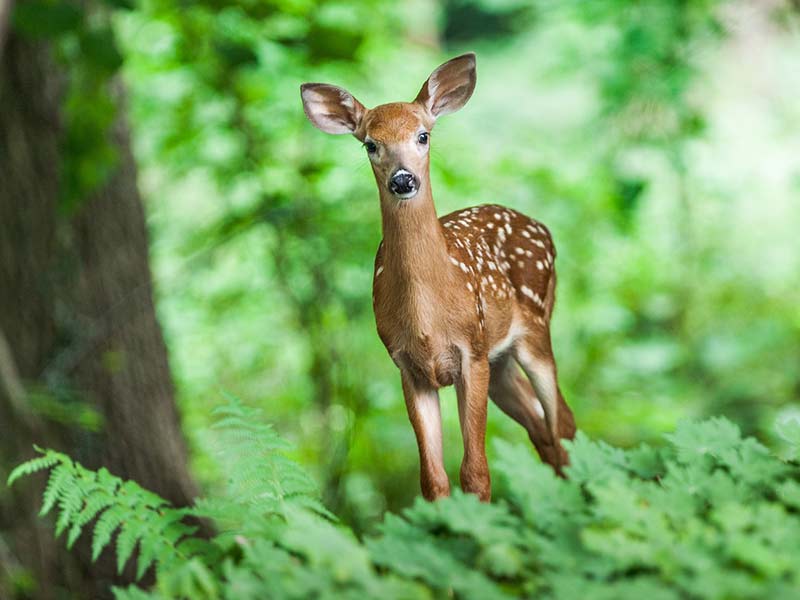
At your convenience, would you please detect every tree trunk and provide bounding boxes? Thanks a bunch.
[0,33,197,599]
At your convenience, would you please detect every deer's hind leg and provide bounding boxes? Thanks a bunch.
[512,326,575,474]
[489,355,563,469]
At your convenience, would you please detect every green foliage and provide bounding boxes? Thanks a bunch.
[12,0,83,38]
[775,414,800,461]
[6,446,196,581]
[10,402,800,598]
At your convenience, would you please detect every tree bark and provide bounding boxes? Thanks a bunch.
[0,32,197,599]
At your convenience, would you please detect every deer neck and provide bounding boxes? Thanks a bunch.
[378,180,451,293]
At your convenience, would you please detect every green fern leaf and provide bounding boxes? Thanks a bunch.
[96,467,122,496]
[112,585,157,600]
[135,532,160,581]
[115,518,141,574]
[67,491,115,549]
[40,463,73,517]
[92,506,126,561]
[7,452,63,486]
[665,417,743,465]
[161,558,219,599]
[118,480,166,510]
[55,482,85,538]
[161,521,198,546]
[777,480,800,510]
[66,520,84,549]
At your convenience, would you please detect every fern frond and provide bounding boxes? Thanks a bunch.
[55,481,85,538]
[115,518,140,574]
[91,505,127,561]
[203,398,325,523]
[16,407,800,600]
[112,585,157,600]
[117,480,168,509]
[67,490,115,548]
[96,467,123,496]
[158,512,198,548]
[10,444,202,583]
[136,531,161,581]
[7,451,64,486]
[40,462,73,516]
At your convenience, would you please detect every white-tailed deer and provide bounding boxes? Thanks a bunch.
[301,53,575,501]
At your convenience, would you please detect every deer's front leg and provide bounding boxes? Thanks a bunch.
[455,353,491,501]
[401,372,450,500]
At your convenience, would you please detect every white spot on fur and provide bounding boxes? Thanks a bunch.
[533,400,545,419]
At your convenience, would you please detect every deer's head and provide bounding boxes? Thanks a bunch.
[301,53,477,201]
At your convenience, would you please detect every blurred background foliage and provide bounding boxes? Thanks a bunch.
[10,0,800,534]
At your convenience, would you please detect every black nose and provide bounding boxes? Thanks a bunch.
[389,170,418,196]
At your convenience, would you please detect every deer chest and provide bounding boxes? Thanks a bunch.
[373,298,466,388]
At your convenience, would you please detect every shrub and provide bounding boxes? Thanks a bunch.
[9,402,800,599]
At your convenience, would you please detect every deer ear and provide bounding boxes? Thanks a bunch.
[301,83,366,135]
[415,53,476,120]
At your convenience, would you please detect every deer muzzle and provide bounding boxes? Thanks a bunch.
[388,169,419,199]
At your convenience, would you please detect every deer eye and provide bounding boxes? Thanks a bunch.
[417,132,429,145]
[364,141,377,154]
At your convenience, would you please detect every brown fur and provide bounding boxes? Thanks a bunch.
[302,53,576,502]
[361,103,432,143]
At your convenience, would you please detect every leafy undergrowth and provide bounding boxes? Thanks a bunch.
[9,402,800,599]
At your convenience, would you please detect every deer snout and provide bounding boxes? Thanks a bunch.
[388,169,419,199]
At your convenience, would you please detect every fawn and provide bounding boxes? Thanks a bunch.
[301,53,576,501]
